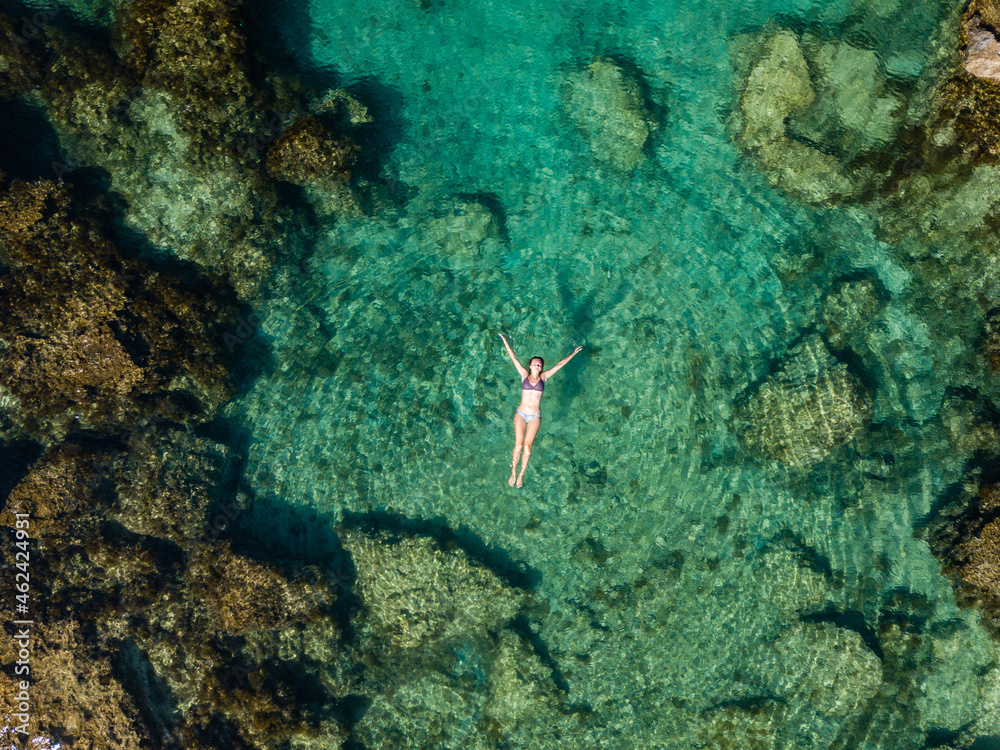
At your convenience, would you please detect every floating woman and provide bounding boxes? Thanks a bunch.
[498,333,584,487]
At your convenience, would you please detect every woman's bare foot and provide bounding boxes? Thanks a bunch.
[509,463,517,487]
[516,474,524,488]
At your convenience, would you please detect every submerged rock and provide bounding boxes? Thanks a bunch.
[343,530,574,748]
[114,0,252,111]
[0,0,349,299]
[930,481,1000,630]
[768,622,881,716]
[821,277,884,351]
[266,115,360,218]
[983,307,1000,372]
[735,335,872,466]
[0,615,147,749]
[790,39,901,155]
[187,543,336,634]
[735,31,853,204]
[752,138,853,204]
[563,57,655,171]
[137,540,344,748]
[342,529,523,650]
[949,496,1000,605]
[0,444,98,540]
[420,197,502,257]
[739,31,814,150]
[109,427,230,543]
[0,176,235,442]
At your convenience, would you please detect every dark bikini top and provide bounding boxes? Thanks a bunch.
[522,376,544,392]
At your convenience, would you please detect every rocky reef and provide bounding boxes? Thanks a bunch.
[695,621,882,749]
[340,529,577,749]
[0,174,235,444]
[0,1,394,744]
[0,610,148,750]
[730,9,963,206]
[947,0,1000,156]
[0,0,368,299]
[734,334,873,467]
[417,196,504,259]
[0,431,350,749]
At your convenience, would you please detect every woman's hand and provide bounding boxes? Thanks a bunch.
[573,346,583,355]
[499,333,508,342]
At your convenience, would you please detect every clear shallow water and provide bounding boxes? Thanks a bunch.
[222,0,1000,745]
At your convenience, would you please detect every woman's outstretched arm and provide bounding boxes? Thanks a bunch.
[541,346,584,380]
[499,333,528,379]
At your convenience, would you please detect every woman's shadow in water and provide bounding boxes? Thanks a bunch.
[553,272,629,405]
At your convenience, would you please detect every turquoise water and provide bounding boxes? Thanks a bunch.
[213,0,1000,746]
[8,0,1000,744]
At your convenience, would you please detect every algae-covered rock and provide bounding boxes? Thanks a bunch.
[6,0,314,299]
[563,57,655,170]
[483,630,565,742]
[736,334,872,466]
[135,540,345,747]
[266,115,360,218]
[352,611,569,748]
[915,620,994,733]
[0,176,235,442]
[342,529,524,650]
[697,622,880,749]
[942,0,1000,157]
[357,674,490,750]
[952,513,1000,603]
[983,307,1000,372]
[187,543,335,634]
[72,89,280,298]
[343,530,578,748]
[795,40,900,154]
[929,480,1000,635]
[0,444,98,540]
[267,115,358,184]
[109,427,230,543]
[736,31,853,203]
[821,277,884,351]
[753,138,853,204]
[739,31,814,150]
[113,0,252,112]
[696,702,788,750]
[310,88,374,125]
[769,622,881,715]
[421,198,501,257]
[0,615,147,749]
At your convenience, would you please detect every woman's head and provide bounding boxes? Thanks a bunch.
[529,357,544,374]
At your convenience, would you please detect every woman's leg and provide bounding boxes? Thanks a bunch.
[510,413,526,486]
[516,418,541,488]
